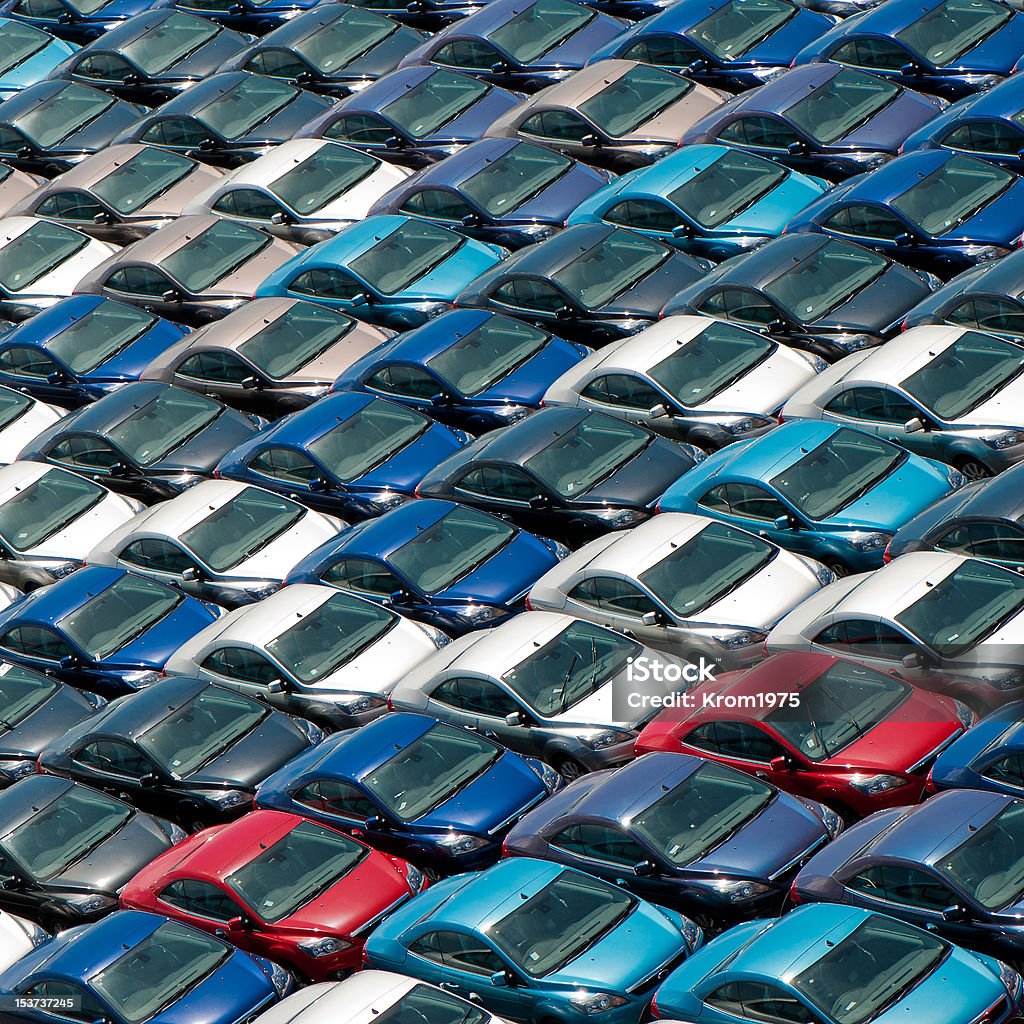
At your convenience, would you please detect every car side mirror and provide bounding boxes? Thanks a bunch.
[46,370,66,385]
[941,904,967,922]
[579,133,600,147]
[16,146,32,160]
[504,711,524,727]
[384,135,406,149]
[363,815,387,831]
[902,650,936,671]
[904,416,926,433]
[120,72,140,86]
[641,609,665,627]
[765,318,789,335]
[489,971,513,988]
[388,588,412,606]
[554,304,574,320]
[92,211,113,225]
[240,375,260,391]
[529,494,551,510]
[648,403,670,419]
[671,223,693,238]
[307,476,332,493]
[197,138,217,153]
[162,289,181,304]
[108,461,134,478]
[769,754,792,772]
[227,914,253,931]
[270,211,292,226]
[0,876,22,892]
[686,59,707,75]
[139,772,161,788]
[786,139,807,156]
[900,61,921,75]
[348,293,369,307]
[633,859,659,878]
[58,654,79,671]
[461,213,480,228]
[180,566,202,582]
[265,678,286,694]
[56,10,72,22]
[772,514,792,531]
[430,392,451,407]
[490,60,508,74]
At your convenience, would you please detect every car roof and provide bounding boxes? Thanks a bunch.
[386,138,524,189]
[937,246,1024,300]
[248,390,376,447]
[76,8,183,48]
[332,64,445,110]
[307,499,454,561]
[147,70,258,117]
[951,465,1024,521]
[25,145,191,194]
[252,972,419,1024]
[718,63,841,116]
[105,214,234,267]
[0,774,79,839]
[440,0,576,39]
[369,308,513,364]
[204,583,338,645]
[830,550,968,618]
[833,150,958,204]
[251,2,396,46]
[279,215,418,270]
[0,80,91,123]
[461,406,590,464]
[489,222,618,278]
[702,233,831,289]
[116,479,272,538]
[207,139,355,192]
[829,323,969,387]
[0,295,110,347]
[507,59,642,109]
[36,381,176,436]
[830,0,965,36]
[179,297,347,354]
[0,564,127,628]
[696,419,842,480]
[934,72,1024,120]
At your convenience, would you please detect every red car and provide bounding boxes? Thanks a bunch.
[119,809,426,981]
[635,652,972,820]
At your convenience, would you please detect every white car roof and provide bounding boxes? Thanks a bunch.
[205,582,336,644]
[833,550,967,618]
[0,460,55,500]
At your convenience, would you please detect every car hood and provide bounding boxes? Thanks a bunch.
[395,244,502,301]
[128,164,224,221]
[315,620,439,695]
[701,553,822,631]
[725,175,826,236]
[0,42,75,94]
[742,14,833,67]
[111,598,219,669]
[82,324,191,383]
[27,491,138,561]
[317,165,411,222]
[819,263,930,333]
[437,534,555,605]
[574,436,696,509]
[154,408,258,475]
[599,254,706,318]
[836,88,943,154]
[502,164,608,224]
[0,687,95,759]
[228,513,339,581]
[186,712,309,790]
[472,339,585,404]
[949,375,1024,428]
[349,422,463,492]
[531,16,626,69]
[163,34,249,81]
[236,93,335,146]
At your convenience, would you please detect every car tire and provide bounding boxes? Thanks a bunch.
[954,456,994,481]
[823,558,852,578]
[554,755,587,782]
[823,800,857,824]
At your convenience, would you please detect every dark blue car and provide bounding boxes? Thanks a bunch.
[158,0,330,38]
[929,701,1024,795]
[215,391,469,519]
[255,711,561,873]
[0,0,154,43]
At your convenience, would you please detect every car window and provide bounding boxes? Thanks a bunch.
[984,753,1024,789]
[454,464,537,502]
[324,113,394,146]
[813,619,908,658]
[46,435,121,472]
[941,119,1024,156]
[120,539,196,575]
[200,645,282,685]
[159,879,241,922]
[697,287,778,326]
[845,865,954,911]
[520,109,592,143]
[12,0,65,18]
[706,981,815,1024]
[71,54,134,84]
[936,521,1024,565]
[0,625,75,662]
[580,373,663,411]
[176,350,253,385]
[829,37,909,71]
[294,778,378,819]
[568,576,658,618]
[289,267,366,301]
[408,931,505,976]
[246,447,320,484]
[550,822,647,866]
[400,188,475,222]
[686,721,785,762]
[245,49,309,79]
[824,386,918,424]
[211,188,285,222]
[718,116,798,150]
[698,481,787,523]
[431,676,520,717]
[947,297,1024,337]
[0,345,59,379]
[365,364,440,400]
[74,739,153,778]
[432,39,501,71]
[35,192,106,224]
[322,557,401,596]
[490,277,567,314]
[623,35,703,68]
[602,199,684,233]
[106,266,172,298]
[824,205,907,241]
[21,983,105,1024]
[140,118,212,150]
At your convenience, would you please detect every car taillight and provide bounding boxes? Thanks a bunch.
[525,595,533,610]
[777,412,785,424]
[650,995,661,1019]
[762,639,770,658]
[897,143,904,154]
[413,484,422,497]
[925,765,937,793]
[213,468,221,479]
[386,696,395,711]
[654,499,663,513]
[882,541,893,564]
[539,399,546,407]
[789,880,802,905]
[501,836,510,857]
[899,317,909,332]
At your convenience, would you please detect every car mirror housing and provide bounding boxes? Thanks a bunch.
[92,211,113,226]
[941,904,967,922]
[270,211,291,226]
[904,416,926,433]
[580,133,600,147]
[139,772,161,788]
[633,859,658,878]
[162,289,181,304]
[786,139,806,156]
[648,403,670,419]
[180,566,202,582]
[227,914,253,931]
[0,876,23,892]
[307,476,332,493]
[265,679,286,694]
[384,136,406,150]
[772,514,791,531]
[240,375,260,391]
[489,971,512,988]
[529,494,551,510]
[58,654,80,671]
[504,711,523,727]
[363,815,387,831]
[769,754,791,772]
[641,609,664,627]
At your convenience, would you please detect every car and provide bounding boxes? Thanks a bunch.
[48,10,252,106]
[677,65,945,182]
[19,382,262,503]
[649,903,1023,1024]
[256,712,560,872]
[283,498,566,635]
[455,224,711,346]
[163,583,450,729]
[330,308,589,433]
[661,234,938,361]
[39,675,321,828]
[74,215,301,327]
[565,145,828,262]
[387,610,692,780]
[219,5,428,99]
[0,164,42,221]
[657,420,962,575]
[0,909,293,1024]
[0,296,190,407]
[483,60,728,173]
[9,144,225,246]
[780,325,1024,480]
[415,407,705,543]
[396,0,628,94]
[540,315,823,448]
[0,387,65,464]
[0,912,46,972]
[120,808,426,981]
[296,66,524,170]
[525,512,833,669]
[114,71,335,169]
[141,298,394,418]
[215,392,468,520]
[366,138,611,251]
[86,480,344,608]
[791,0,1024,101]
[0,775,185,928]
[364,858,702,1024]
[0,0,156,45]
[0,20,76,99]
[181,140,413,247]
[504,751,841,923]
[254,215,506,332]
[928,700,1024,795]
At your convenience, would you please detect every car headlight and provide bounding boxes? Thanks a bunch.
[679,916,703,951]
[568,992,630,1015]
[205,788,250,809]
[947,469,967,489]
[261,959,292,997]
[542,537,572,560]
[806,354,830,373]
[979,668,1024,690]
[167,474,205,491]
[693,878,772,903]
[589,508,643,528]
[849,773,908,794]
[984,431,1024,450]
[296,936,353,958]
[462,604,504,625]
[371,492,407,513]
[820,806,843,836]
[713,630,768,650]
[999,961,1022,998]
[952,700,975,729]
[527,758,562,793]
[419,302,450,322]
[845,151,889,170]
[295,718,325,746]
[849,532,892,552]
[121,670,162,689]
[815,565,835,587]
[435,832,489,856]
[723,415,773,435]
[244,582,280,600]
[404,864,426,892]
[422,624,451,649]
[0,759,36,781]
[747,65,787,82]
[579,728,633,750]
[831,333,874,353]
[161,821,188,845]
[493,404,531,424]
[63,893,115,914]
[15,918,49,946]
[960,243,1010,261]
[333,694,387,716]
[46,562,79,580]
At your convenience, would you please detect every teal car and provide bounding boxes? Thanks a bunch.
[656,420,963,574]
[567,144,828,261]
[0,19,77,99]
[254,214,508,331]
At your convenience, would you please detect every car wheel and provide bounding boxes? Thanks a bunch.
[823,558,851,578]
[554,755,587,782]
[823,800,857,824]
[954,456,993,481]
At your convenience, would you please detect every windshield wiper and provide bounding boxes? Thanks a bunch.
[556,653,579,715]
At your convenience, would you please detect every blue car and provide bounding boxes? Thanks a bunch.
[365,858,702,1024]
[0,296,189,407]
[0,565,221,697]
[785,149,1024,277]
[651,903,1023,1024]
[284,498,567,634]
[216,391,468,519]
[567,144,828,261]
[930,700,1024,795]
[0,19,76,99]
[657,420,962,574]
[256,712,562,872]
[0,910,292,1024]
[331,308,588,432]
[160,0,331,37]
[255,215,507,331]
[0,0,154,43]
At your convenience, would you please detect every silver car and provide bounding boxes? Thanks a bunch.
[0,165,43,220]
[781,324,1024,480]
[543,315,825,449]
[527,512,834,669]
[0,389,65,464]
[85,479,344,607]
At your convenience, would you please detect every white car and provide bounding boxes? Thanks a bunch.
[164,582,449,728]
[0,389,65,464]
[0,909,48,971]
[85,479,343,607]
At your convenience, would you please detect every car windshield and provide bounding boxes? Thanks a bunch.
[47,301,157,374]
[91,921,230,1024]
[897,0,1011,66]
[0,389,30,432]
[120,12,220,74]
[390,504,515,594]
[2,784,131,881]
[92,147,197,216]
[264,590,397,683]
[162,219,271,293]
[687,0,795,59]
[784,68,901,146]
[668,149,786,229]
[0,664,59,730]
[197,74,298,140]
[382,69,489,139]
[770,427,904,520]
[491,870,635,977]
[239,303,355,378]
[67,0,116,13]
[307,399,429,481]
[639,522,776,617]
[553,229,669,310]
[0,22,50,77]
[897,558,1024,657]
[764,240,888,323]
[502,619,640,716]
[108,387,221,466]
[768,661,909,760]
[490,0,594,63]
[363,722,501,820]
[373,986,488,1024]
[15,84,114,149]
[227,820,366,922]
[427,315,548,395]
[0,221,89,294]
[526,413,650,497]
[349,219,462,295]
[294,7,398,71]
[181,487,305,571]
[938,800,1024,909]
[902,330,1024,419]
[270,144,379,215]
[793,915,946,1024]
[460,142,572,217]
[580,64,693,138]
[0,468,105,552]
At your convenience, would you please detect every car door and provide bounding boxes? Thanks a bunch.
[577,373,689,438]
[104,265,182,320]
[717,115,816,174]
[197,644,298,709]
[452,462,559,534]
[821,386,946,459]
[210,188,290,230]
[139,117,219,161]
[363,362,450,416]
[156,878,261,954]
[700,980,819,1024]
[683,719,805,790]
[0,345,68,402]
[286,267,373,315]
[14,981,108,1024]
[819,204,914,260]
[426,675,539,753]
[44,433,152,502]
[0,848,44,921]
[563,574,679,651]
[173,349,268,413]
[933,520,1024,570]
[117,538,207,599]
[69,738,165,810]
[518,108,604,163]
[946,295,1024,342]
[488,277,580,336]
[0,624,95,690]
[809,618,920,677]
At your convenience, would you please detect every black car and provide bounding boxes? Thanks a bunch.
[662,233,937,361]
[455,223,711,345]
[416,406,704,542]
[38,676,323,831]
[0,775,183,930]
